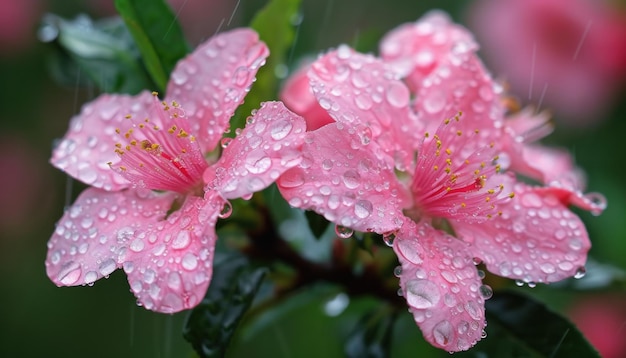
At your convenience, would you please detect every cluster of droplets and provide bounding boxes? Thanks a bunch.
[108,93,209,194]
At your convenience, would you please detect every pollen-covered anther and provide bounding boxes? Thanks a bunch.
[125,114,132,119]
[456,130,462,136]
[508,192,515,199]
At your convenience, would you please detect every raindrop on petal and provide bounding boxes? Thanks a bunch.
[335,225,353,239]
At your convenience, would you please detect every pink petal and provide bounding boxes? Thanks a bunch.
[308,46,422,171]
[456,182,592,283]
[205,101,306,200]
[380,11,477,92]
[413,50,504,147]
[166,28,269,153]
[50,91,154,191]
[46,187,177,287]
[123,195,222,313]
[394,222,486,352]
[280,63,334,131]
[277,123,408,234]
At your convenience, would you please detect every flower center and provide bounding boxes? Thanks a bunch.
[108,92,209,195]
[410,113,514,223]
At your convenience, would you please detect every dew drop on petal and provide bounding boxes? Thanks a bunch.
[171,230,191,250]
[354,200,373,219]
[98,259,116,277]
[220,137,232,148]
[405,279,441,309]
[182,253,198,271]
[433,320,453,347]
[479,284,493,299]
[342,170,361,189]
[335,224,353,239]
[270,119,293,140]
[574,266,586,279]
[219,200,233,219]
[393,265,402,277]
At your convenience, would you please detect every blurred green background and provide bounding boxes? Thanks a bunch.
[1,0,624,357]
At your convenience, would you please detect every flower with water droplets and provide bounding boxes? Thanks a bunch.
[46,28,306,313]
[277,16,603,350]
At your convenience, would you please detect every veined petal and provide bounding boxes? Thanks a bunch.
[46,187,177,287]
[280,62,334,131]
[456,182,592,283]
[413,51,504,145]
[308,46,422,171]
[277,123,408,234]
[166,28,269,153]
[394,222,486,352]
[50,91,154,191]
[206,101,306,200]
[124,195,222,313]
[380,10,477,91]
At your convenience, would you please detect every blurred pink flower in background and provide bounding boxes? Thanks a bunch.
[468,0,626,127]
[0,135,51,236]
[45,28,305,313]
[568,294,626,358]
[0,0,42,55]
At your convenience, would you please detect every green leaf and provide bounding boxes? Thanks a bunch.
[183,252,267,358]
[41,14,153,94]
[305,210,331,239]
[229,0,301,133]
[459,291,599,358]
[114,0,190,92]
[344,306,397,358]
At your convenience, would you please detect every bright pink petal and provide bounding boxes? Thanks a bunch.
[308,46,422,171]
[46,187,177,287]
[394,222,486,352]
[166,28,269,153]
[50,91,154,190]
[280,63,334,131]
[380,11,477,92]
[413,50,504,146]
[277,123,408,233]
[205,101,306,200]
[123,195,222,313]
[456,182,592,283]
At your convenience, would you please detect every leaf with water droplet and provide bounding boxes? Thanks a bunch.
[455,291,599,358]
[114,0,190,91]
[42,14,153,94]
[183,252,267,358]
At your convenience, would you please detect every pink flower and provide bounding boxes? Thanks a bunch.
[380,11,605,211]
[46,28,306,313]
[467,0,626,126]
[278,40,602,351]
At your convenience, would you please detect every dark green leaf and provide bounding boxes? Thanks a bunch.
[229,0,301,133]
[305,210,331,239]
[114,0,190,91]
[183,253,267,358]
[344,306,397,358]
[41,14,153,94]
[459,291,600,358]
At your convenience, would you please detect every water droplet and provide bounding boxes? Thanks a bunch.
[479,284,493,299]
[355,94,373,110]
[335,225,353,239]
[270,119,293,140]
[130,238,145,253]
[354,200,372,219]
[386,82,409,108]
[219,201,233,218]
[405,279,441,309]
[342,170,361,189]
[422,90,445,114]
[527,281,537,288]
[98,259,116,276]
[182,253,198,271]
[220,137,232,148]
[84,271,98,285]
[433,320,453,346]
[383,231,397,247]
[172,230,191,250]
[574,266,586,279]
[394,265,403,277]
[278,172,304,188]
[245,152,272,174]
[472,257,482,265]
[515,279,524,287]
